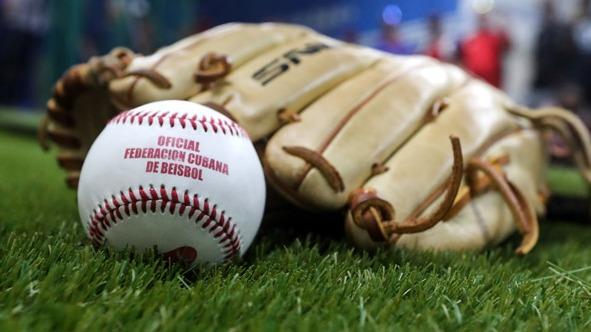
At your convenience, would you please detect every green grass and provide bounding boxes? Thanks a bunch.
[1,130,591,331]
[547,166,589,198]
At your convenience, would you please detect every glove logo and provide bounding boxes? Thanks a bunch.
[252,42,331,86]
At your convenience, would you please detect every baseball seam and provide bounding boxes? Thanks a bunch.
[87,184,241,260]
[110,109,249,138]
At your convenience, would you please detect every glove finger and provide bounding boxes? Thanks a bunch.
[190,33,380,140]
[43,63,120,188]
[109,23,311,108]
[264,57,468,210]
[347,129,545,252]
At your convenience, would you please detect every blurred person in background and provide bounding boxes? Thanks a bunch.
[574,0,591,107]
[0,0,49,107]
[83,0,154,58]
[376,23,415,55]
[533,0,579,108]
[458,14,510,88]
[533,0,591,161]
[342,27,359,44]
[423,14,453,62]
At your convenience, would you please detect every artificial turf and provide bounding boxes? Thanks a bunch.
[1,130,591,331]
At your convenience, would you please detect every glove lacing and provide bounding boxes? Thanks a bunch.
[350,135,540,255]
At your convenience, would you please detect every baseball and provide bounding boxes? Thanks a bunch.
[77,100,266,265]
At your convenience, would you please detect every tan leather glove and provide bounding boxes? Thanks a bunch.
[40,22,591,255]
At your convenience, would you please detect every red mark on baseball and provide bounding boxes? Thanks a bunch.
[162,246,198,265]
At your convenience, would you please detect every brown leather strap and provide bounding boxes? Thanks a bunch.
[508,105,591,183]
[350,136,464,240]
[283,146,345,192]
[350,189,396,242]
[466,158,539,255]
[423,98,450,124]
[194,52,232,87]
[390,136,464,233]
[444,154,510,221]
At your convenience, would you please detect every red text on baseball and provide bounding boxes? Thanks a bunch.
[122,135,230,181]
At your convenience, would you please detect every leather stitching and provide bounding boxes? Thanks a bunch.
[109,109,249,138]
[87,184,241,261]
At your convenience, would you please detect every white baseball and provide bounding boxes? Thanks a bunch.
[77,100,266,265]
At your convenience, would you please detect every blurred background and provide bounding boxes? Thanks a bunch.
[1,0,590,119]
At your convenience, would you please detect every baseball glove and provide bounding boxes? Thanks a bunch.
[39,22,591,255]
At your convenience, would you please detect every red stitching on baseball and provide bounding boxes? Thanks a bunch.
[87,184,241,260]
[110,109,249,138]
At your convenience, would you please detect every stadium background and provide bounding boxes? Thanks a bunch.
[0,0,587,108]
